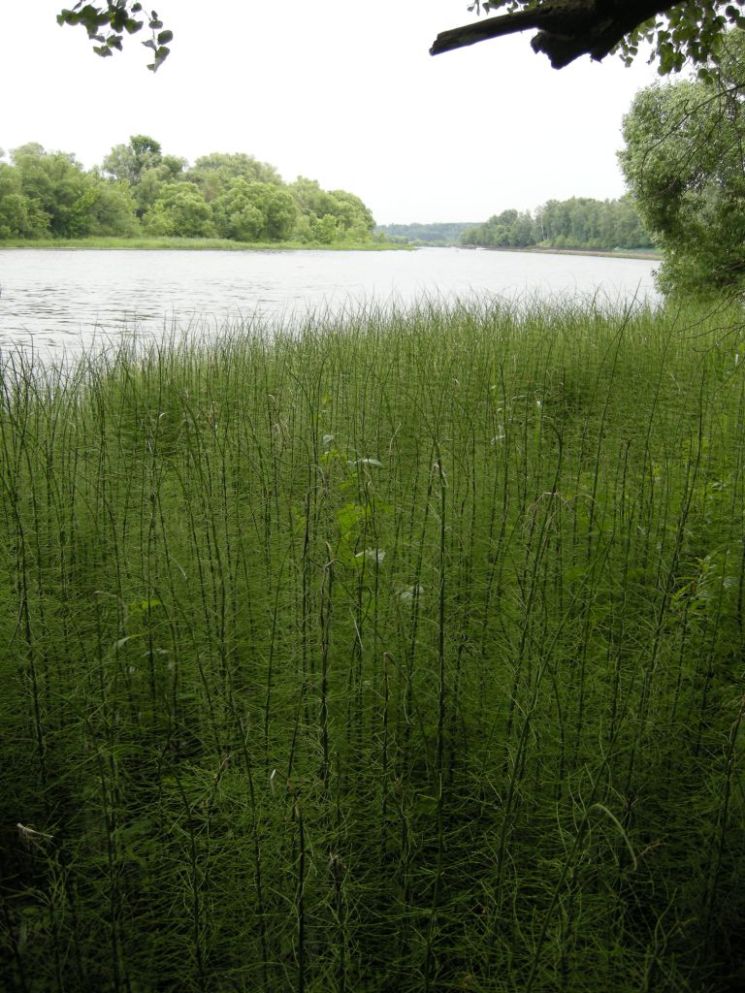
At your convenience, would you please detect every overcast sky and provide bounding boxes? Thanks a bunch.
[0,2,662,224]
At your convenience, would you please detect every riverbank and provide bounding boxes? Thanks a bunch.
[0,235,409,252]
[466,243,661,261]
[0,236,656,260]
[0,238,662,261]
[2,300,742,993]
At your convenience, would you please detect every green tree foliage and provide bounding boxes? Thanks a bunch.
[84,175,140,235]
[0,137,375,245]
[0,162,48,238]
[102,135,186,218]
[143,181,216,237]
[9,143,138,238]
[619,29,745,294]
[462,208,538,248]
[254,183,297,240]
[536,196,653,249]
[102,134,163,186]
[376,222,478,246]
[211,181,297,241]
[328,189,375,241]
[187,153,283,202]
[461,196,653,251]
[289,178,375,244]
[57,2,173,71]
[210,181,266,241]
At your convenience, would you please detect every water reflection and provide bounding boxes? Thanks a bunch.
[0,246,659,360]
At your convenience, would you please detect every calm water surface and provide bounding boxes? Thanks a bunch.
[0,247,659,358]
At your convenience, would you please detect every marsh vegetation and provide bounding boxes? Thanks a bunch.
[1,300,744,992]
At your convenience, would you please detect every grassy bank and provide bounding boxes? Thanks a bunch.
[467,244,662,261]
[1,301,744,992]
[0,235,408,252]
[531,245,661,260]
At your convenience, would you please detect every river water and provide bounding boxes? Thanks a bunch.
[0,246,659,359]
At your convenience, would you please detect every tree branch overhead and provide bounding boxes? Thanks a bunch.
[430,0,683,68]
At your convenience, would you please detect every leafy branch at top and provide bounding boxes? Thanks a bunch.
[432,1,745,73]
[53,1,745,76]
[57,1,173,71]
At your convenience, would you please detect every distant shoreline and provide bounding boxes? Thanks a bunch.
[0,236,409,253]
[464,244,661,262]
[0,237,660,262]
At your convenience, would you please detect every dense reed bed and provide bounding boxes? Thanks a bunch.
[1,300,744,993]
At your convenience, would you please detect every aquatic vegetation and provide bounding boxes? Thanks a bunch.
[1,300,744,992]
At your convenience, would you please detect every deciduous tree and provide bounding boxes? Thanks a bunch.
[187,154,283,203]
[102,136,186,217]
[11,143,137,238]
[143,181,216,237]
[0,163,47,238]
[619,29,745,294]
[102,135,163,186]
[210,179,297,242]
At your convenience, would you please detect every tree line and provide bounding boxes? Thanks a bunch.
[375,222,478,246]
[461,26,745,296]
[0,135,376,245]
[460,196,655,252]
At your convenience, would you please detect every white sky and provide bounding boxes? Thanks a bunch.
[0,2,662,224]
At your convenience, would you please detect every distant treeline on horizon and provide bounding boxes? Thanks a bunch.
[0,136,376,245]
[374,222,478,247]
[0,141,654,255]
[377,197,655,252]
